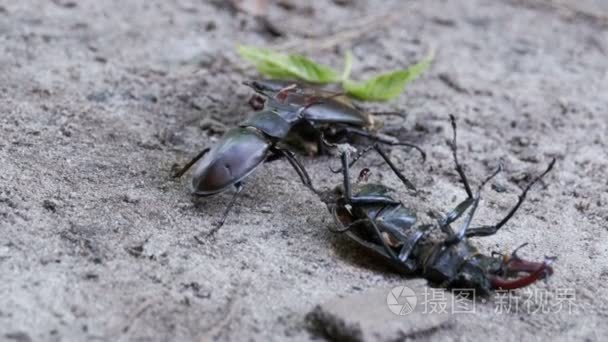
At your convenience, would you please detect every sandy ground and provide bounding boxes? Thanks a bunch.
[1,0,607,341]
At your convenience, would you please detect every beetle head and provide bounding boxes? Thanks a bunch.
[457,254,554,294]
[424,242,554,294]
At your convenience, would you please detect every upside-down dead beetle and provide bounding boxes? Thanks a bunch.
[244,80,425,157]
[174,83,425,235]
[319,116,556,293]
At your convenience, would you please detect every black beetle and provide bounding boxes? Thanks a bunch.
[319,116,556,293]
[174,99,318,235]
[175,83,424,235]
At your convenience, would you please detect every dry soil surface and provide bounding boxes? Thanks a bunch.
[1,0,607,341]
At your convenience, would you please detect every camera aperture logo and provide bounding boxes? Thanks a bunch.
[387,286,418,315]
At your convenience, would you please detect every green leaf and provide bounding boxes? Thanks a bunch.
[343,51,434,101]
[237,45,340,84]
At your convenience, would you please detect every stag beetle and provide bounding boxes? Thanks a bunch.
[244,80,425,157]
[174,98,320,234]
[319,116,556,293]
[174,83,424,234]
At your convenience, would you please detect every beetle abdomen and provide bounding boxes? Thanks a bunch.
[191,127,270,195]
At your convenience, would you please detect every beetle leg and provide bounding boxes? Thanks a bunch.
[433,115,475,234]
[439,117,505,236]
[331,144,417,192]
[329,215,371,233]
[206,182,244,237]
[438,197,475,234]
[329,144,373,174]
[264,151,283,163]
[437,115,494,234]
[341,151,400,206]
[465,159,556,238]
[440,163,503,234]
[271,147,317,194]
[443,163,502,244]
[370,111,405,118]
[337,126,426,161]
[173,148,211,178]
[478,163,504,191]
[366,218,417,273]
[398,230,424,263]
[374,145,417,192]
[448,115,474,198]
[444,196,481,245]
